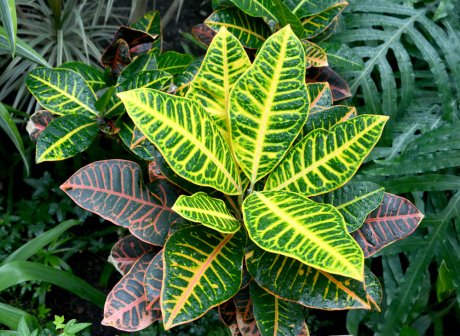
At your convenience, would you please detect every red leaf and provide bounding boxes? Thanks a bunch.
[102,251,161,331]
[219,300,242,336]
[60,160,177,245]
[234,287,260,336]
[192,24,217,47]
[144,250,163,312]
[352,193,424,257]
[26,110,55,142]
[306,67,352,101]
[109,235,158,275]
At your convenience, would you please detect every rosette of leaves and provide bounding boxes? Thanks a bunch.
[46,27,424,333]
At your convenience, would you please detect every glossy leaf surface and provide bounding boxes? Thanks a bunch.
[306,66,351,101]
[353,193,424,257]
[284,0,343,17]
[119,89,241,195]
[109,235,156,275]
[157,51,194,75]
[186,28,250,139]
[161,227,245,329]
[61,160,177,245]
[26,68,98,116]
[118,117,156,161]
[303,105,356,134]
[131,11,162,54]
[233,287,260,335]
[175,57,204,96]
[301,1,348,38]
[265,115,388,196]
[192,24,217,47]
[306,82,333,114]
[243,191,364,280]
[218,300,241,336]
[60,62,106,92]
[172,192,240,233]
[230,26,309,186]
[118,53,158,83]
[144,250,163,311]
[302,40,328,68]
[102,251,161,331]
[35,114,98,163]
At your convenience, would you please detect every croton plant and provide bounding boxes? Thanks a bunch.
[25,5,424,335]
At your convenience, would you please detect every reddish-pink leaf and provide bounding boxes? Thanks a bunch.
[60,160,177,245]
[109,235,158,275]
[102,251,161,331]
[306,67,351,101]
[148,158,166,183]
[192,23,217,47]
[144,250,163,312]
[352,193,424,257]
[234,287,260,336]
[219,300,242,336]
[26,110,55,142]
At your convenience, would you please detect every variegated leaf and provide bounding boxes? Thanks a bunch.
[175,57,204,96]
[60,160,177,245]
[306,82,332,114]
[219,300,242,336]
[35,114,98,163]
[303,105,356,134]
[109,235,157,275]
[353,193,424,257]
[60,61,106,92]
[144,250,163,311]
[230,26,309,187]
[131,11,162,55]
[157,51,194,75]
[250,282,305,336]
[118,53,158,84]
[186,28,250,139]
[172,192,241,233]
[265,115,388,196]
[233,287,261,336]
[191,24,217,47]
[283,0,343,17]
[161,227,245,329]
[306,66,351,101]
[118,117,156,161]
[243,191,364,280]
[26,68,98,116]
[119,89,242,195]
[302,39,328,68]
[300,1,348,39]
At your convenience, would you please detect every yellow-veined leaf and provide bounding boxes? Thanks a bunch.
[186,28,250,139]
[242,191,364,280]
[118,89,242,195]
[161,227,245,329]
[302,39,328,68]
[301,1,348,39]
[306,82,333,114]
[172,192,241,233]
[303,105,356,134]
[230,26,309,188]
[265,115,388,196]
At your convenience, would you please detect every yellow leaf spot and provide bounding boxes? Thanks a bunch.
[344,280,350,286]
[245,251,254,260]
[298,268,305,276]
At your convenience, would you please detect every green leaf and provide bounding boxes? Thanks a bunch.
[26,68,98,116]
[161,227,245,329]
[119,89,242,195]
[186,28,250,139]
[118,53,158,84]
[306,82,333,114]
[0,303,38,331]
[17,317,30,336]
[63,321,91,334]
[157,51,194,75]
[265,115,388,196]
[230,26,309,187]
[243,191,364,280]
[301,1,348,39]
[250,282,305,336]
[313,181,384,232]
[303,105,356,134]
[131,11,162,54]
[118,117,157,161]
[175,56,203,96]
[306,66,351,101]
[302,39,328,68]
[0,103,29,175]
[205,8,271,49]
[172,192,241,233]
[0,0,16,56]
[109,235,157,275]
[59,62,106,92]
[35,114,98,163]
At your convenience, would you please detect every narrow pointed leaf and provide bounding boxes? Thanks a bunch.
[118,117,156,161]
[118,53,158,83]
[301,1,348,39]
[205,8,271,49]
[352,193,424,257]
[303,105,356,134]
[102,251,161,331]
[161,227,245,329]
[243,191,364,280]
[144,250,163,311]
[186,28,250,139]
[60,62,106,92]
[233,287,260,336]
[302,39,328,68]
[245,244,372,310]
[250,282,305,336]
[0,0,16,55]
[131,11,162,55]
[119,89,241,195]
[109,235,157,275]
[26,68,98,116]
[313,181,385,232]
[35,115,98,163]
[230,26,309,185]
[26,110,55,142]
[265,115,388,196]
[60,160,177,245]
[172,192,240,233]
[157,51,193,75]
[306,66,351,101]
[306,82,333,114]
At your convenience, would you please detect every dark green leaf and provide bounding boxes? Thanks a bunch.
[157,51,194,75]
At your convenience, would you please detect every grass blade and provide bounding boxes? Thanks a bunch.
[0,303,38,330]
[0,0,17,56]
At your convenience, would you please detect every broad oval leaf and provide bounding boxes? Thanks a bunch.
[242,191,364,280]
[265,115,388,196]
[245,244,372,310]
[205,8,271,49]
[26,68,98,116]
[161,227,245,330]
[60,160,177,245]
[250,282,305,336]
[186,27,250,139]
[144,250,163,311]
[102,251,161,331]
[352,193,424,257]
[60,62,106,92]
[233,286,261,336]
[109,235,157,275]
[313,181,384,232]
[35,114,98,163]
[172,192,241,233]
[157,51,194,75]
[118,89,241,195]
[230,26,309,186]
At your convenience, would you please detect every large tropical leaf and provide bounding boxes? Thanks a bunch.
[303,105,356,134]
[186,27,250,139]
[109,235,157,275]
[26,68,98,116]
[242,191,364,280]
[172,192,241,233]
[230,26,309,188]
[118,117,157,161]
[118,89,242,195]
[157,51,194,75]
[233,287,260,335]
[131,11,162,54]
[60,160,177,245]
[144,250,163,312]
[352,193,424,257]
[59,62,106,92]
[161,227,245,329]
[302,39,328,68]
[265,115,388,196]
